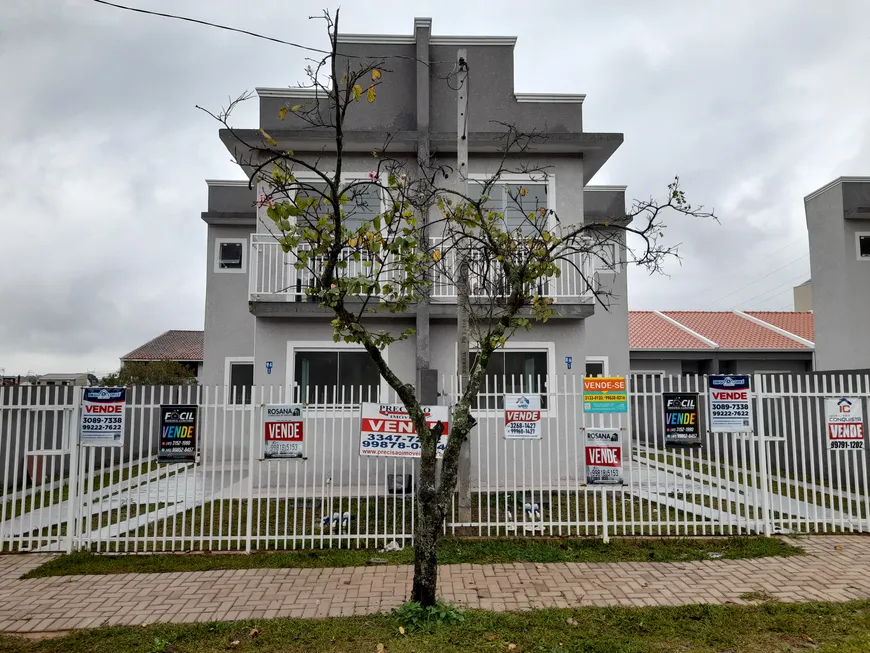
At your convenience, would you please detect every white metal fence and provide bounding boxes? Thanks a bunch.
[1,373,868,553]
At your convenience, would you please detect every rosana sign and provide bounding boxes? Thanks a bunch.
[825,397,865,450]
[80,387,126,447]
[263,404,305,459]
[504,394,542,439]
[585,429,623,485]
[359,403,449,458]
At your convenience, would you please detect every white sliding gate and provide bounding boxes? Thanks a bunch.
[0,373,867,553]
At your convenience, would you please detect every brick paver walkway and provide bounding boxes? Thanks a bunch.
[0,536,868,633]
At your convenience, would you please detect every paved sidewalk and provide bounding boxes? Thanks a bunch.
[0,537,869,633]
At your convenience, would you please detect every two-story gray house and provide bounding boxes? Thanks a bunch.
[804,176,870,371]
[200,19,630,404]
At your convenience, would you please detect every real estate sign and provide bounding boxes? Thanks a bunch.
[825,397,865,451]
[708,375,752,433]
[585,428,623,485]
[158,405,198,463]
[263,404,305,459]
[504,394,542,439]
[583,377,628,413]
[663,393,701,446]
[80,387,126,447]
[359,403,449,458]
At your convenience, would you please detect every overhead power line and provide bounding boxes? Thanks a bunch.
[91,0,455,69]
[692,235,806,298]
[92,0,335,54]
[704,252,809,307]
[737,273,810,310]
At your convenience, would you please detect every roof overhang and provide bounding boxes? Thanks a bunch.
[121,358,203,363]
[630,348,813,354]
[201,211,256,226]
[219,129,622,182]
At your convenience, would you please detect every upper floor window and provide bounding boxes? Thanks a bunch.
[470,178,551,237]
[215,238,247,273]
[857,233,870,260]
[293,179,383,233]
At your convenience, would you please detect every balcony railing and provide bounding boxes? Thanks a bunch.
[250,233,596,303]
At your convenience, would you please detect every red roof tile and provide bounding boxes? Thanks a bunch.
[122,330,204,362]
[628,312,713,350]
[660,312,809,350]
[745,311,814,343]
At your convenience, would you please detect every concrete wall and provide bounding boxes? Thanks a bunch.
[252,318,417,390]
[734,358,811,375]
[629,358,683,376]
[202,223,256,387]
[793,281,813,312]
[429,319,585,382]
[806,179,870,370]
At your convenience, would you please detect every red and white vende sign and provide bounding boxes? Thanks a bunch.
[585,429,623,485]
[263,404,305,459]
[360,403,449,458]
[825,397,865,451]
[504,394,542,439]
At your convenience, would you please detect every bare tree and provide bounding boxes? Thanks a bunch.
[202,9,716,606]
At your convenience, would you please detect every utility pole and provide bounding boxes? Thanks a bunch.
[455,50,472,523]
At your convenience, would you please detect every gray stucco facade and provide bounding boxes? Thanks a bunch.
[199,18,630,396]
[805,177,870,371]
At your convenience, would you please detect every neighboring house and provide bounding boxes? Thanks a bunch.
[804,177,870,370]
[793,279,812,312]
[201,18,630,404]
[121,330,204,379]
[629,311,815,376]
[36,373,90,387]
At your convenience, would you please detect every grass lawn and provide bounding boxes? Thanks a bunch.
[1,601,869,652]
[22,536,801,578]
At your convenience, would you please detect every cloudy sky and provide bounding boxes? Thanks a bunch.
[1,0,869,375]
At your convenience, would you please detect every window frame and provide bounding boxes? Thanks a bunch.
[467,172,556,235]
[214,238,248,274]
[223,356,254,407]
[856,232,870,261]
[593,242,619,276]
[585,356,610,378]
[259,172,387,231]
[457,341,556,413]
[286,341,390,409]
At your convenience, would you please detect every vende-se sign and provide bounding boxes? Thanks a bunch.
[583,377,628,414]
[263,404,305,459]
[359,403,449,458]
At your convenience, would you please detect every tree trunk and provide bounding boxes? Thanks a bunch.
[411,438,441,607]
[410,492,439,606]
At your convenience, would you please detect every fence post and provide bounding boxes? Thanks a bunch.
[245,387,257,554]
[753,374,773,537]
[601,489,610,543]
[64,386,82,553]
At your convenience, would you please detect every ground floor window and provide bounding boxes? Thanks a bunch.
[294,350,381,405]
[585,356,609,378]
[228,361,254,404]
[471,350,549,409]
